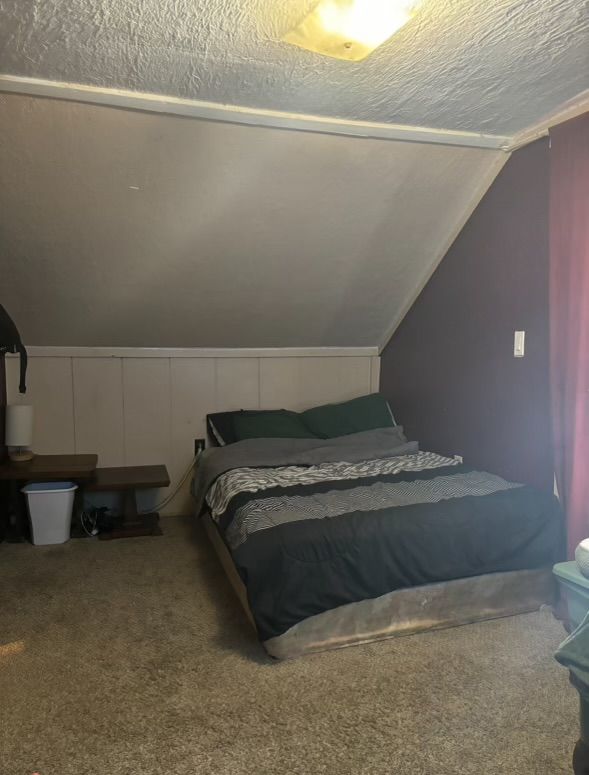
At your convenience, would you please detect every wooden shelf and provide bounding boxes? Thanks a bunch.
[0,454,98,481]
[87,464,170,492]
[86,464,171,541]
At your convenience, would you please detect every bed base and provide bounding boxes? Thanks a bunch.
[201,513,555,660]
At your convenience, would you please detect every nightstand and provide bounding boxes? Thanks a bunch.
[0,454,98,542]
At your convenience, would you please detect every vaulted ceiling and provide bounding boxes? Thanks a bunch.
[0,93,503,348]
[0,1,587,349]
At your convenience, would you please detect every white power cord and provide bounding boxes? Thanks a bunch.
[139,452,200,515]
[80,507,99,537]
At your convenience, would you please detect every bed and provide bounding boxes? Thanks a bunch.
[193,401,563,659]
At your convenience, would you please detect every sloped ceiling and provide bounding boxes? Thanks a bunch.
[0,0,587,135]
[0,93,503,348]
[0,1,586,349]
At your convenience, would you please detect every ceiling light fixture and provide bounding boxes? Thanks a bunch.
[282,0,422,62]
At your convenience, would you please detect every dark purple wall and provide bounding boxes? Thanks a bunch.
[380,139,553,491]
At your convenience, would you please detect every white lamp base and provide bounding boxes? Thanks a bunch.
[8,449,35,463]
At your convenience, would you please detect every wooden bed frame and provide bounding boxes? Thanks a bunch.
[202,513,556,659]
[202,510,256,629]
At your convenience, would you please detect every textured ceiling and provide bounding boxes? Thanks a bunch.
[0,93,502,348]
[0,0,587,135]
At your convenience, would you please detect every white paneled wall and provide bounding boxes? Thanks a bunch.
[259,357,377,411]
[7,348,379,515]
[72,358,125,465]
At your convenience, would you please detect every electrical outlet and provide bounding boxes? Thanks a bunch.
[514,330,525,358]
[194,438,206,456]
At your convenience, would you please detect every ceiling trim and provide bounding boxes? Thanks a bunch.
[12,346,380,359]
[377,151,510,353]
[0,73,512,151]
[506,89,589,151]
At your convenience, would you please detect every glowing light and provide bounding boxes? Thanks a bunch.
[0,640,25,660]
[282,0,421,61]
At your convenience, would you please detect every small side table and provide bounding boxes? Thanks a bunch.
[0,454,98,542]
[86,464,170,540]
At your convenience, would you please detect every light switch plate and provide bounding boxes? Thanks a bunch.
[514,330,525,358]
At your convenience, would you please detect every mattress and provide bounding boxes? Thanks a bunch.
[193,428,563,653]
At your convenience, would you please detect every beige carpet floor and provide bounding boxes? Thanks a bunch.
[0,516,578,775]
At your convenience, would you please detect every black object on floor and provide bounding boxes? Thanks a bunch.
[556,616,589,774]
[574,738,589,775]
[86,465,170,540]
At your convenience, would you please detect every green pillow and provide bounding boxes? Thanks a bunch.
[232,410,319,441]
[300,393,395,438]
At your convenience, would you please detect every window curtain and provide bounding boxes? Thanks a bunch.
[550,112,589,557]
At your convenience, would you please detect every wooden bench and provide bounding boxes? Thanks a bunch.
[86,464,170,540]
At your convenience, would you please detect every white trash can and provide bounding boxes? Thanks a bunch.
[22,481,78,545]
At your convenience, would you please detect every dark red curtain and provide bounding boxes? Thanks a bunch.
[550,112,589,557]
